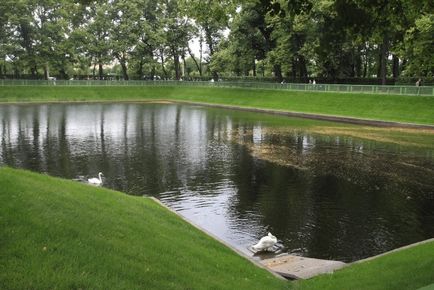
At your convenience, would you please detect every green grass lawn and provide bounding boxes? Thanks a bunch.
[1,85,434,125]
[0,167,288,290]
[1,167,433,290]
[293,241,434,290]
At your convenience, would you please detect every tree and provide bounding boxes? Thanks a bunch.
[211,5,265,77]
[160,0,192,80]
[130,0,160,79]
[108,0,142,80]
[1,0,432,81]
[181,0,236,79]
[75,1,112,79]
[403,14,434,77]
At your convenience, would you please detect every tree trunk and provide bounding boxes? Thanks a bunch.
[151,65,156,80]
[43,63,49,80]
[182,54,187,77]
[204,26,214,56]
[204,25,218,80]
[291,57,297,81]
[172,49,180,80]
[212,71,219,81]
[392,54,399,79]
[92,63,96,79]
[401,59,407,74]
[59,68,67,80]
[252,58,256,77]
[30,65,37,79]
[14,65,20,78]
[98,62,103,80]
[355,47,363,77]
[379,37,388,85]
[1,61,6,77]
[199,35,203,76]
[299,56,308,80]
[119,58,128,80]
[187,46,202,76]
[273,64,282,82]
[363,52,368,78]
[350,54,356,78]
[137,59,144,80]
[160,50,168,79]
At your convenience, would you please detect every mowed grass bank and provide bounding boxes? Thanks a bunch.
[0,167,288,290]
[1,85,434,125]
[292,240,434,290]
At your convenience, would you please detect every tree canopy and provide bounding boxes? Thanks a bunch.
[1,0,432,83]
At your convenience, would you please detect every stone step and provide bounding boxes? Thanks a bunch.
[259,254,347,280]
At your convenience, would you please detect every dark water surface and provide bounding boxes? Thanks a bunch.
[1,103,433,262]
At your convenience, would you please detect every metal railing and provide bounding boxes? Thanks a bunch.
[0,79,432,96]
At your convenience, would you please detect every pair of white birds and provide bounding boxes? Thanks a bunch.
[88,172,104,186]
[252,232,278,252]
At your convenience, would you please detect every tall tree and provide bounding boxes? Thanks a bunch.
[160,0,192,80]
[108,0,142,80]
[76,1,112,79]
[181,0,236,79]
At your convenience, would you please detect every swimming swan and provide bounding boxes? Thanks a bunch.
[252,232,277,252]
[88,172,103,186]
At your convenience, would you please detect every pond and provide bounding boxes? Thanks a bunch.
[1,102,433,262]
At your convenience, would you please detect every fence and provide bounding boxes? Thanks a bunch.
[1,79,433,96]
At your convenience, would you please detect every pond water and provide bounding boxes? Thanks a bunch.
[1,103,433,262]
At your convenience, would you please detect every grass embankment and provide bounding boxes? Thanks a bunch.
[0,167,287,290]
[292,242,434,290]
[1,85,434,125]
[1,167,434,290]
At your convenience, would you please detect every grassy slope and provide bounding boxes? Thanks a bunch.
[294,241,434,290]
[0,167,288,290]
[0,86,434,125]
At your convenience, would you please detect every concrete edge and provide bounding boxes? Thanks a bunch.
[147,196,287,281]
[353,238,434,264]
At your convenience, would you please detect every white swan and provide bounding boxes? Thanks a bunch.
[252,232,277,252]
[88,172,103,186]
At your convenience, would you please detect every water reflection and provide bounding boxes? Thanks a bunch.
[1,103,433,262]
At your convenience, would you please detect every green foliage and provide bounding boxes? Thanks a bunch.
[404,14,434,76]
[0,0,433,80]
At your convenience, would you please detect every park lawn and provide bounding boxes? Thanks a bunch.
[0,167,288,290]
[0,85,433,125]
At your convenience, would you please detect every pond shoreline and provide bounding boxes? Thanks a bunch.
[151,196,434,280]
[172,100,434,130]
[1,98,434,131]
